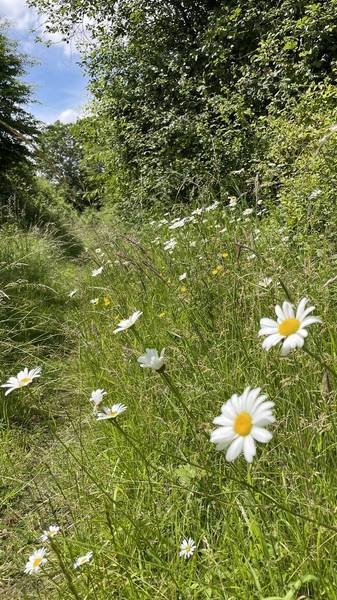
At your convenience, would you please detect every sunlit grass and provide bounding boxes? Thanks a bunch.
[2,206,337,599]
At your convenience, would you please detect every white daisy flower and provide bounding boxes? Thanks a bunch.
[163,238,177,251]
[243,208,254,216]
[191,207,204,216]
[73,551,93,569]
[210,387,275,463]
[90,388,106,408]
[92,266,103,277]
[40,525,60,542]
[24,548,47,575]
[96,404,127,420]
[169,217,189,230]
[258,277,272,288]
[137,348,165,371]
[179,272,187,281]
[68,289,78,298]
[259,297,321,356]
[90,298,99,305]
[113,310,142,334]
[1,367,42,396]
[205,201,219,212]
[179,538,196,559]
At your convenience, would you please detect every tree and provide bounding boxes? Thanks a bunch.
[0,26,38,180]
[28,0,337,209]
[37,120,103,211]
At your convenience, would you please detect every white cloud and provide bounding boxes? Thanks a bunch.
[0,0,81,56]
[57,108,80,124]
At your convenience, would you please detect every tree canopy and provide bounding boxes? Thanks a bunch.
[28,0,337,208]
[0,27,38,177]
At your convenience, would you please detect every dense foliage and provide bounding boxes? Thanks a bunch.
[0,27,38,184]
[29,0,337,210]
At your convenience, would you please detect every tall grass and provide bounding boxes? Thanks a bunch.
[2,205,337,599]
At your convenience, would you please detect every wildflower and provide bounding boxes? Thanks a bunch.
[159,311,166,318]
[68,289,77,298]
[228,198,237,209]
[179,538,196,559]
[169,217,189,230]
[205,201,219,212]
[259,277,272,288]
[103,297,111,306]
[210,387,275,463]
[113,310,142,334]
[179,272,187,281]
[1,367,41,396]
[222,252,228,259]
[92,266,103,277]
[211,265,223,276]
[259,297,321,356]
[96,404,127,420]
[24,548,47,575]
[90,389,106,409]
[243,208,254,216]
[137,348,165,371]
[90,298,99,305]
[73,551,93,569]
[40,525,60,543]
[163,238,177,252]
[180,286,188,293]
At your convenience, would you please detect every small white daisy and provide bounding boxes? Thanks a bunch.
[1,367,42,396]
[92,266,103,277]
[191,207,204,216]
[259,297,321,356]
[73,551,93,569]
[163,238,177,252]
[179,538,196,559]
[113,310,142,334]
[96,403,127,420]
[68,289,78,298]
[40,525,60,542]
[137,348,165,371]
[210,387,275,463]
[24,548,47,575]
[90,388,106,409]
[258,277,272,288]
[90,298,99,305]
[179,273,187,281]
[169,217,189,230]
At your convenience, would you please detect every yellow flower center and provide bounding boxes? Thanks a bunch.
[278,318,300,337]
[33,558,42,568]
[109,411,118,418]
[185,545,191,553]
[234,412,253,436]
[20,377,31,384]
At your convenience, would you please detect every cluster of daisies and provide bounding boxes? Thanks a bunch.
[2,286,321,568]
[24,525,93,575]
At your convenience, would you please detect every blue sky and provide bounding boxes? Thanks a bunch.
[0,0,88,123]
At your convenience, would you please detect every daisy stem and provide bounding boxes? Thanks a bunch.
[49,540,81,600]
[303,347,337,379]
[160,371,194,421]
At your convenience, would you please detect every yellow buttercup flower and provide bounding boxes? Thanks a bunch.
[211,265,223,276]
[159,311,166,318]
[103,297,111,306]
[222,252,229,259]
[180,286,188,293]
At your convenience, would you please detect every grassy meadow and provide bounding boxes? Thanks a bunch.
[1,203,337,599]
